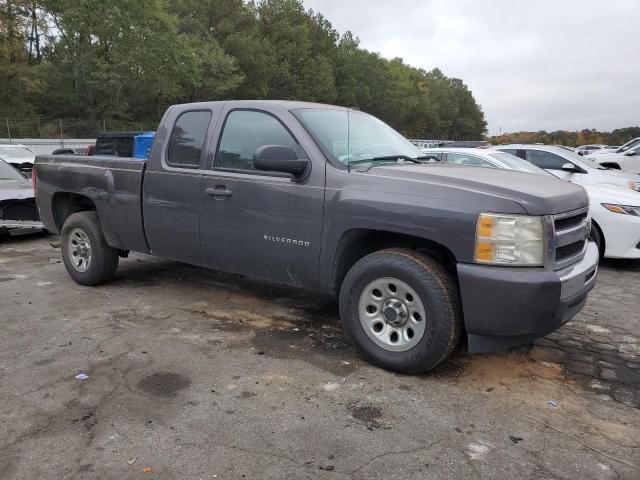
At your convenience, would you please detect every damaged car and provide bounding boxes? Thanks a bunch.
[0,158,43,236]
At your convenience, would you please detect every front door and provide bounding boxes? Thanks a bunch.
[522,149,581,182]
[199,107,325,288]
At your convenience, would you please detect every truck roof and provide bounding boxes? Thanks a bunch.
[169,100,350,112]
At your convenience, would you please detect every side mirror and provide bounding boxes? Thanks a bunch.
[561,163,581,173]
[253,145,310,180]
[625,151,637,157]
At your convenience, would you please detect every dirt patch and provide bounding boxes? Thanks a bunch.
[348,402,384,429]
[463,352,565,384]
[137,372,191,397]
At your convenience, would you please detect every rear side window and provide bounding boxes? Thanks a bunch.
[524,149,568,170]
[167,111,212,168]
[215,110,299,171]
[499,148,519,156]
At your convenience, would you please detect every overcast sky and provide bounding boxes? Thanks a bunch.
[302,0,639,135]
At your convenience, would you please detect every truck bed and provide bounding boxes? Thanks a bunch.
[35,155,149,253]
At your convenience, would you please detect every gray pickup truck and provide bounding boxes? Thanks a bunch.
[34,101,599,373]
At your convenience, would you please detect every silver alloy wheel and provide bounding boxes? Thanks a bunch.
[68,228,92,273]
[357,277,427,352]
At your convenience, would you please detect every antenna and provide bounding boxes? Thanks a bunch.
[347,108,351,172]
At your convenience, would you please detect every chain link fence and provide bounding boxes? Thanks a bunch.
[2,117,159,141]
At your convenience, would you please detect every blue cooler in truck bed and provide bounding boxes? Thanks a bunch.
[133,132,156,160]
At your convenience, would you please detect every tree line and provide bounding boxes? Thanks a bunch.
[0,0,487,139]
[488,127,640,147]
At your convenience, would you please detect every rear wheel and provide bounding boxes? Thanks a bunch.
[339,249,462,374]
[61,211,118,285]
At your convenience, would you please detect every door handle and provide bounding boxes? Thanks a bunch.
[206,186,233,198]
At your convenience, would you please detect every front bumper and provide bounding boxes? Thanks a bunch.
[600,212,640,259]
[457,241,599,353]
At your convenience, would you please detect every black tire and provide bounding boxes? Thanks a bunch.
[590,222,605,259]
[339,248,462,374]
[61,211,119,285]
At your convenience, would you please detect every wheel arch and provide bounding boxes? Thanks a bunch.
[590,218,606,257]
[331,228,458,295]
[52,192,97,232]
[599,162,621,170]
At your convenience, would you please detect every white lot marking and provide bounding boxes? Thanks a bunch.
[467,442,490,460]
[586,325,611,334]
[590,380,610,390]
[322,382,340,392]
[37,281,52,287]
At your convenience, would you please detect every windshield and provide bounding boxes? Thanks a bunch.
[0,146,34,160]
[489,153,550,175]
[294,109,423,168]
[0,159,25,180]
[618,137,640,152]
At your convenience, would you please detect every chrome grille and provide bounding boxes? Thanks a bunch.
[550,207,590,269]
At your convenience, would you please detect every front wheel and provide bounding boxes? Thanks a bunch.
[339,249,462,374]
[61,211,119,286]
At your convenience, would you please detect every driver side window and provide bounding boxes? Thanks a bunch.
[524,150,568,170]
[215,110,299,171]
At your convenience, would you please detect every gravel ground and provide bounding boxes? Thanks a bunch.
[1,234,639,479]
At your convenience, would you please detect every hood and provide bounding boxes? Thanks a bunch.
[365,163,588,215]
[583,183,640,205]
[0,178,35,202]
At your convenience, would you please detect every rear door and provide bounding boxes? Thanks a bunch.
[199,105,325,288]
[143,107,219,265]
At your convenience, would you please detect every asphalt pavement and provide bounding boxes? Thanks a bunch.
[1,234,638,479]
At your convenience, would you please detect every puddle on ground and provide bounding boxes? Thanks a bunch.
[137,372,192,397]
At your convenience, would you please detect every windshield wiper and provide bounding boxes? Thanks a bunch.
[349,155,424,166]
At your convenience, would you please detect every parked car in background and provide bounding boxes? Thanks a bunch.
[586,144,640,173]
[409,139,446,149]
[52,147,87,156]
[494,145,640,258]
[445,140,491,148]
[93,131,142,157]
[0,144,36,177]
[495,144,640,192]
[575,144,610,156]
[419,148,547,175]
[34,100,598,373]
[0,158,43,236]
[590,137,640,156]
[556,145,577,153]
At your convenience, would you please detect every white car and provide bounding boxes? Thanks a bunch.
[575,144,610,156]
[0,144,36,177]
[494,144,640,193]
[590,137,640,157]
[585,184,640,259]
[429,146,640,259]
[585,144,640,173]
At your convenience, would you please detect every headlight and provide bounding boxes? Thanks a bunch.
[474,213,545,266]
[628,181,640,192]
[602,203,640,216]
